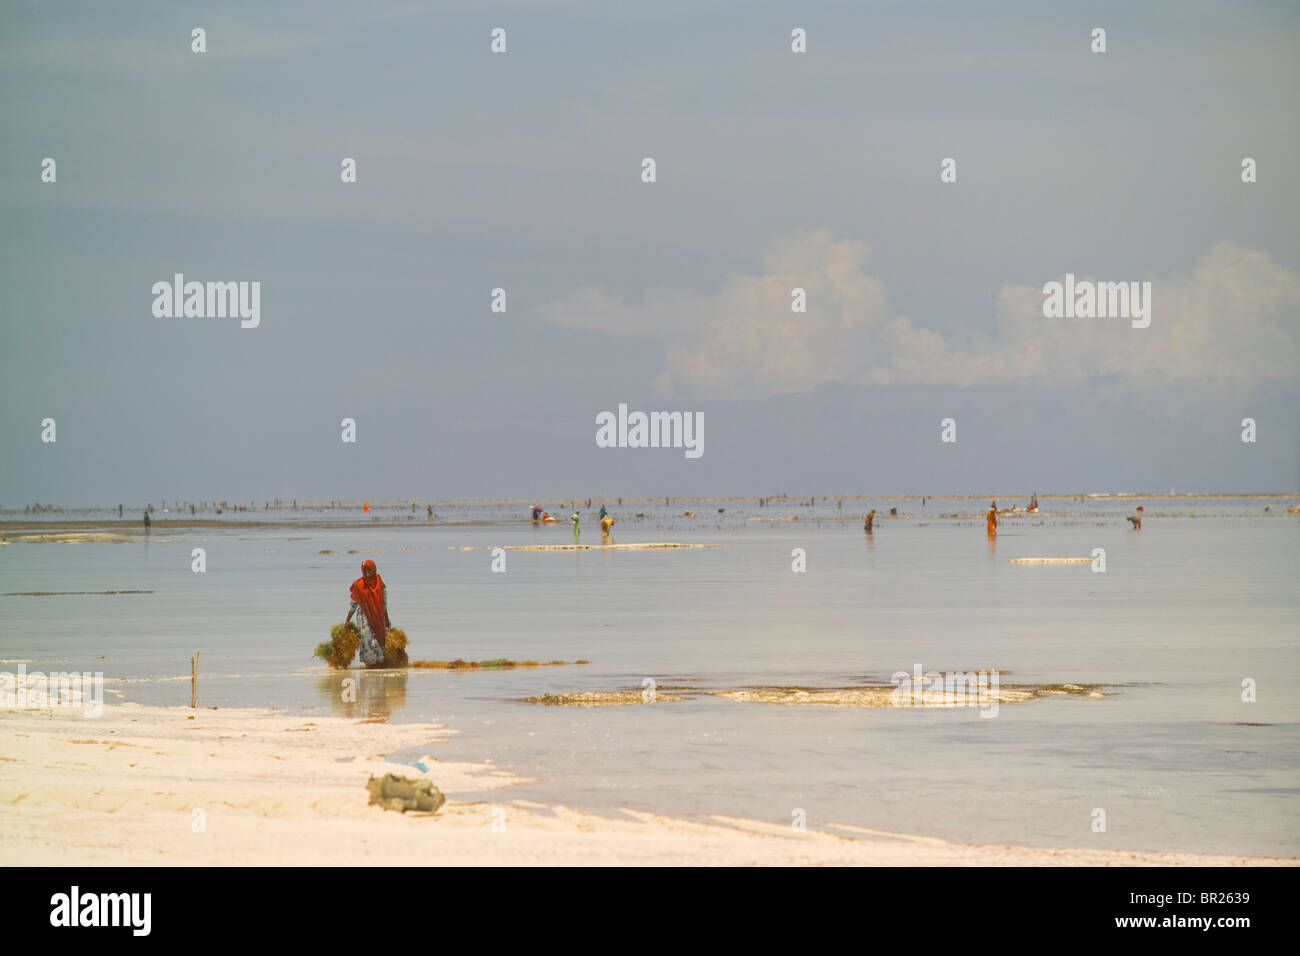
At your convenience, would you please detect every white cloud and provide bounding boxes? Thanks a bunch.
[536,231,1300,403]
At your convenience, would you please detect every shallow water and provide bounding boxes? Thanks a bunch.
[3,496,1297,856]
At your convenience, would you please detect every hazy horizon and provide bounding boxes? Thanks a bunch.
[3,1,1297,502]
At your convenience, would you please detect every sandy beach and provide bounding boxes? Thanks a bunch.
[1,703,1290,867]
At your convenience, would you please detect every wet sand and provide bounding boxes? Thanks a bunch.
[2,702,1289,866]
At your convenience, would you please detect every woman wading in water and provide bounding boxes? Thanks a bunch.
[347,559,392,667]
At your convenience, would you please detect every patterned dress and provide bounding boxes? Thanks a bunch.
[350,584,388,667]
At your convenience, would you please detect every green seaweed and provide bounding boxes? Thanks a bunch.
[410,658,588,670]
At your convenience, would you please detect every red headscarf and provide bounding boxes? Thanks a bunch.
[349,560,387,638]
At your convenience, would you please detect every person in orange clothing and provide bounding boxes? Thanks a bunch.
[346,559,392,668]
[986,506,997,536]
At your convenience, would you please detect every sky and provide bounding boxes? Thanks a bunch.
[2,0,1298,504]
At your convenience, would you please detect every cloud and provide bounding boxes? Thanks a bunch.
[535,231,1300,404]
[990,242,1300,406]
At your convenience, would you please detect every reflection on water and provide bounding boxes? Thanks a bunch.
[315,670,408,721]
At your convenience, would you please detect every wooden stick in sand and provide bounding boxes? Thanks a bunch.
[191,651,199,708]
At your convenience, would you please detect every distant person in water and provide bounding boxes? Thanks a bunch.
[598,503,607,520]
[571,510,580,542]
[530,504,542,522]
[600,513,615,542]
[1127,505,1143,530]
[143,510,151,529]
[864,509,876,532]
[986,507,997,536]
[346,559,391,668]
[427,505,433,519]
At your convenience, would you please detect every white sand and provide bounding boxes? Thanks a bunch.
[0,703,1291,867]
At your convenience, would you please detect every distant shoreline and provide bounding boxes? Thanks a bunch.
[4,491,1297,524]
[3,493,1297,536]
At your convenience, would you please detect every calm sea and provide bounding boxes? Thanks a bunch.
[3,496,1297,856]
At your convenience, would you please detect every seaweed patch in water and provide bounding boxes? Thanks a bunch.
[523,690,682,707]
[411,658,588,670]
[712,682,1106,708]
[5,590,155,596]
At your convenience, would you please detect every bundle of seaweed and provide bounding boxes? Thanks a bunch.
[411,658,589,670]
[383,628,409,668]
[314,622,360,669]
[366,773,444,813]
